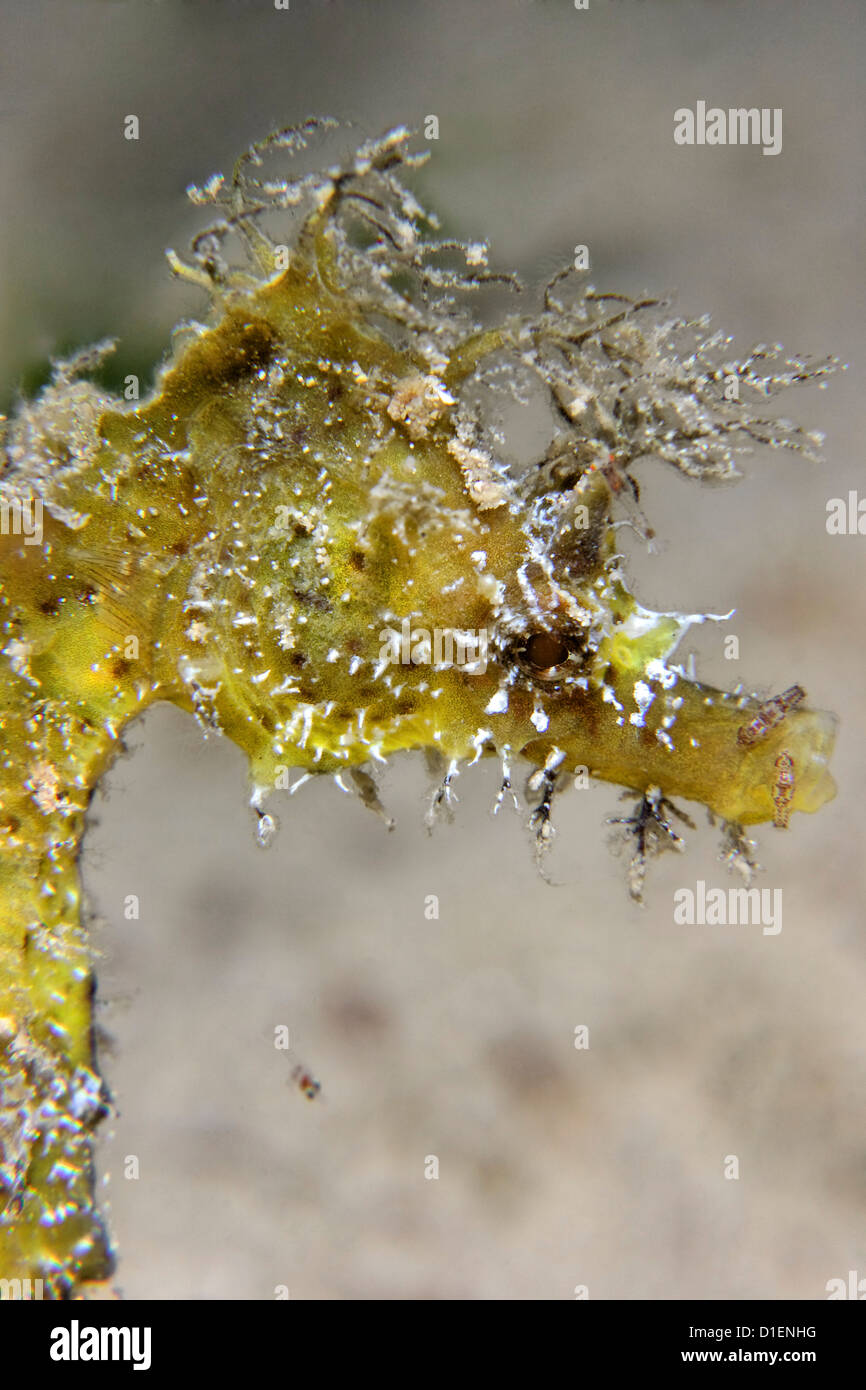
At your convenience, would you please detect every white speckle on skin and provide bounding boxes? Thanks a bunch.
[468,728,493,765]
[28,761,62,814]
[530,705,549,733]
[3,639,33,677]
[269,675,300,697]
[644,658,678,690]
[185,620,210,644]
[485,689,509,715]
[296,706,314,749]
[629,679,655,728]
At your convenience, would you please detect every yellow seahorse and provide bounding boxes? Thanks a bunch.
[0,121,838,1293]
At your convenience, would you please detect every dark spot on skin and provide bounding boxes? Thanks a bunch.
[77,586,97,605]
[111,659,131,679]
[169,540,189,557]
[134,463,156,484]
[38,597,61,617]
[289,652,308,669]
[349,550,366,572]
[2,814,20,834]
[201,319,277,389]
[395,695,418,714]
[144,316,278,431]
[292,586,333,613]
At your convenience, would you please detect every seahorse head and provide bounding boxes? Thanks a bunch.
[124,123,835,840]
[2,121,837,858]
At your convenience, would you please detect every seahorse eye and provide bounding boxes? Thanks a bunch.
[523,632,569,672]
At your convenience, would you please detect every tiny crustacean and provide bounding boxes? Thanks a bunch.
[0,120,840,1293]
[290,1064,322,1102]
[736,685,806,747]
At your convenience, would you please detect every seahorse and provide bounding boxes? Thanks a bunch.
[0,121,838,1293]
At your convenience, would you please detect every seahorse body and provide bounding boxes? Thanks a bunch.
[0,124,837,1291]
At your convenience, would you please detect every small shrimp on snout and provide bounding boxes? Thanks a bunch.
[582,451,630,495]
[582,451,656,546]
[772,751,796,829]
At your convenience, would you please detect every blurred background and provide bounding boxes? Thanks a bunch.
[1,0,863,1299]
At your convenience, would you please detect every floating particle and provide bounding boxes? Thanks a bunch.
[290,1063,321,1101]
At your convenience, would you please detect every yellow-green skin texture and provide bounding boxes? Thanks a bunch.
[0,147,837,1294]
